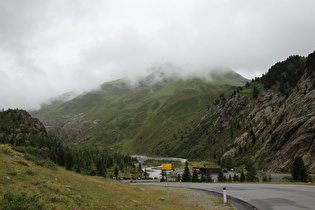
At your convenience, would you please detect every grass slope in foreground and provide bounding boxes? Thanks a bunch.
[0,144,232,209]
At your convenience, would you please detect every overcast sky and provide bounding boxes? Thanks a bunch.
[1,0,315,110]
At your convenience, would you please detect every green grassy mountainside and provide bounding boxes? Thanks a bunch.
[31,51,315,174]
[31,69,248,157]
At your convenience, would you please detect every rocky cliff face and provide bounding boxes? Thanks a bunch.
[256,73,315,172]
[221,72,315,173]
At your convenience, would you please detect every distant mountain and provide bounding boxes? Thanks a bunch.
[30,68,248,155]
[30,51,315,173]
[45,91,79,105]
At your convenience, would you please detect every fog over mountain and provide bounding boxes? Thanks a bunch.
[1,0,315,110]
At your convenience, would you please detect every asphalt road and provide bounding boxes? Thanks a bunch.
[145,182,315,210]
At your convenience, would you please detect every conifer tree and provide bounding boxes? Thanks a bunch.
[245,159,257,182]
[114,166,119,178]
[65,149,74,170]
[182,161,191,182]
[218,168,224,182]
[192,169,198,182]
[291,156,308,182]
[233,174,239,182]
[228,174,232,182]
[253,86,259,98]
[144,168,148,178]
[226,156,234,170]
[263,176,268,182]
[240,171,245,182]
[200,171,206,182]
[223,174,227,182]
[205,169,213,183]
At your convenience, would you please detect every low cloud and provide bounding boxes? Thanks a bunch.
[1,0,315,110]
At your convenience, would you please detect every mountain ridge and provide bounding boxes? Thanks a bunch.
[31,69,248,153]
[30,52,315,173]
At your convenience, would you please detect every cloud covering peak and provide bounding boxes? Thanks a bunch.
[1,0,315,110]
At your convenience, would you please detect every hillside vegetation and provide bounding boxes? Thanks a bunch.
[0,110,232,209]
[0,144,232,209]
[0,109,141,178]
[31,51,315,173]
[31,69,248,157]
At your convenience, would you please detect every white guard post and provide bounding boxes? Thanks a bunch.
[223,187,227,203]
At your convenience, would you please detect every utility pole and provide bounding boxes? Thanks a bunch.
[166,169,170,200]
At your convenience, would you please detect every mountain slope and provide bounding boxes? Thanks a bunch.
[191,52,315,173]
[31,69,248,155]
[31,51,315,173]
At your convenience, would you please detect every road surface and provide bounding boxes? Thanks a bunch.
[144,182,315,210]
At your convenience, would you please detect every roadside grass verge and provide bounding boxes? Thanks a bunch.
[0,144,233,209]
[132,185,234,209]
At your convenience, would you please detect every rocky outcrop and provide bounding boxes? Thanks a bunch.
[0,109,50,146]
[257,73,315,172]
[222,73,315,173]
